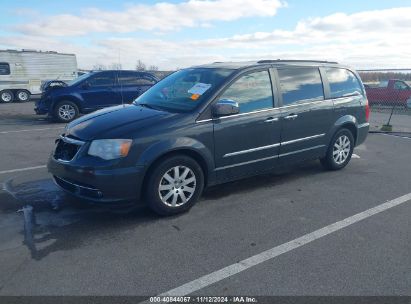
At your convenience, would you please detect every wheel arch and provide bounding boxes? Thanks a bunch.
[52,96,83,113]
[331,115,358,144]
[140,146,213,198]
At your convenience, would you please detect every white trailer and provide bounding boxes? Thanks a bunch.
[0,49,77,102]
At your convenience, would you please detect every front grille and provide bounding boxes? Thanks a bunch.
[53,136,84,162]
[54,176,103,199]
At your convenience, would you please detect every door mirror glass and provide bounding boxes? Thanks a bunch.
[213,99,240,117]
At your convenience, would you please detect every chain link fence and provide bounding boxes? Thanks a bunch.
[359,71,411,133]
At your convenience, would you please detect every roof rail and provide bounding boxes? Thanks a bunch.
[257,59,338,64]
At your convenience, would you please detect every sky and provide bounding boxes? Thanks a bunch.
[1,0,411,70]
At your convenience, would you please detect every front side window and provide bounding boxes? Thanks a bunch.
[278,68,324,106]
[88,73,114,87]
[220,70,274,114]
[0,63,10,75]
[135,68,234,112]
[326,68,363,98]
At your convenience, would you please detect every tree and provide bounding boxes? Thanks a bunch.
[92,64,106,70]
[136,60,146,71]
[109,63,122,70]
[148,65,159,71]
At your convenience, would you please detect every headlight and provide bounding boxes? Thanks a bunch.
[88,139,132,160]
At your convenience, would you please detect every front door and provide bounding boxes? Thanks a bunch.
[275,67,334,163]
[213,69,282,181]
[81,71,119,110]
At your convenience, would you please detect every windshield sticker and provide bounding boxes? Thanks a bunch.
[190,94,201,100]
[188,83,212,95]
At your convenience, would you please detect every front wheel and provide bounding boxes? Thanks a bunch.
[145,155,204,216]
[53,101,79,123]
[320,129,354,170]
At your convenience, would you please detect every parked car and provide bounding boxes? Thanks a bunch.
[364,79,411,107]
[35,70,159,122]
[48,60,369,215]
[0,49,77,103]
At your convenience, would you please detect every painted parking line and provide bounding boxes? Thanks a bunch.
[351,153,360,159]
[0,165,46,175]
[0,127,65,134]
[378,133,411,140]
[157,193,411,297]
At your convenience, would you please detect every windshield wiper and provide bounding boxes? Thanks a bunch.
[137,103,164,111]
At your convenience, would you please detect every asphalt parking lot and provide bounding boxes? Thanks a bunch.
[0,102,410,297]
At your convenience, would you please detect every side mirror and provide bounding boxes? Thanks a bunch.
[213,99,240,117]
[81,82,90,90]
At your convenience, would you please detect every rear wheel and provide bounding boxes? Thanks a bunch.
[0,90,14,103]
[16,90,30,102]
[145,155,204,216]
[53,101,79,123]
[320,129,354,170]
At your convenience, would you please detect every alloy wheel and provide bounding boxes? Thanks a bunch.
[333,135,350,165]
[58,104,76,121]
[158,166,196,207]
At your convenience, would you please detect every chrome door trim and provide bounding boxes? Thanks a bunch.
[279,145,325,158]
[215,155,278,171]
[281,133,325,146]
[196,107,279,123]
[224,142,280,158]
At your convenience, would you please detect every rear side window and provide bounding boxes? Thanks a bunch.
[326,68,363,98]
[118,72,156,86]
[277,68,324,106]
[88,73,114,87]
[220,70,274,114]
[0,63,10,75]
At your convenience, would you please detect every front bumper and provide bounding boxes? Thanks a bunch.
[48,157,145,204]
[34,99,49,115]
[356,123,370,146]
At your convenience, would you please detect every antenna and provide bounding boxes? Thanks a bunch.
[118,49,124,107]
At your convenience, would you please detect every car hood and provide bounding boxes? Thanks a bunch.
[65,104,173,140]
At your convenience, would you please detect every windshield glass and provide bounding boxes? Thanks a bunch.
[134,68,234,112]
[67,72,92,86]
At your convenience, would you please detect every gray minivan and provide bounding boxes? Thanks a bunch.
[48,60,370,215]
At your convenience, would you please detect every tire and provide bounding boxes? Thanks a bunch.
[16,90,30,102]
[320,128,354,171]
[145,155,204,216]
[53,100,79,123]
[0,90,14,103]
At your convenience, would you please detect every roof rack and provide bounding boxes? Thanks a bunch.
[257,59,338,64]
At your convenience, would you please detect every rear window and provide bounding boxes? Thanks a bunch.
[277,68,324,106]
[0,63,10,75]
[326,68,363,98]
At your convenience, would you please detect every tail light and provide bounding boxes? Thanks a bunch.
[365,98,370,122]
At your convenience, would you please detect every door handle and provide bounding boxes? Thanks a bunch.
[264,117,279,123]
[283,114,298,120]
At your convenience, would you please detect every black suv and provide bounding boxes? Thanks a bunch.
[48,60,369,215]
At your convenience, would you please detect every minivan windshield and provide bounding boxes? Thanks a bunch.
[134,68,234,112]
